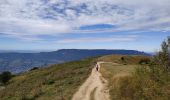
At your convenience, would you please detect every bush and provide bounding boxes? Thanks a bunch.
[47,79,55,85]
[120,56,127,64]
[138,58,150,65]
[0,71,13,84]
[121,57,125,61]
[30,67,39,71]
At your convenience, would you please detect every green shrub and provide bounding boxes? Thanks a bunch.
[47,79,55,85]
[138,58,150,65]
[30,67,39,71]
[120,57,125,61]
[0,71,13,84]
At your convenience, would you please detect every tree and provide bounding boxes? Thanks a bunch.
[139,58,150,65]
[0,71,12,84]
[149,37,170,81]
[155,37,170,72]
[121,57,125,61]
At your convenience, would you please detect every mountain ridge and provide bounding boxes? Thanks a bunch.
[0,49,150,73]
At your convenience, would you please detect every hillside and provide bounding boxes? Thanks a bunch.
[0,49,149,73]
[0,57,96,100]
[98,55,150,64]
[0,55,150,100]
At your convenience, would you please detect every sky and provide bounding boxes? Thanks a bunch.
[0,0,170,52]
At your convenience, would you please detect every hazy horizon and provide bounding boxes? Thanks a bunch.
[0,49,154,54]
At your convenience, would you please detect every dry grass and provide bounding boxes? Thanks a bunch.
[100,55,169,100]
[100,62,138,100]
[98,55,150,65]
[98,54,149,100]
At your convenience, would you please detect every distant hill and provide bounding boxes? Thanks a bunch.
[0,49,149,73]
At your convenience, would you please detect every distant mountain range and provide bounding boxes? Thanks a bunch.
[0,49,150,73]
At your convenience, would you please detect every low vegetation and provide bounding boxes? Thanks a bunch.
[99,58,144,100]
[0,71,13,85]
[100,37,170,100]
[0,57,96,100]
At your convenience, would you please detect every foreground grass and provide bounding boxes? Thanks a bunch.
[0,58,96,100]
[100,54,169,100]
[98,55,150,100]
[100,63,138,100]
[100,63,137,76]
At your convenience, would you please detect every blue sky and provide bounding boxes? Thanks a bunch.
[0,0,170,52]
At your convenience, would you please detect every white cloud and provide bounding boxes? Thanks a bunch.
[0,0,170,39]
[56,35,138,43]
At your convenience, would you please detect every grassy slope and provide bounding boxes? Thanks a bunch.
[0,57,96,100]
[100,63,139,100]
[98,55,150,64]
[99,55,150,100]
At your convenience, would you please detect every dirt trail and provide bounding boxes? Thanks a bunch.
[72,62,110,100]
